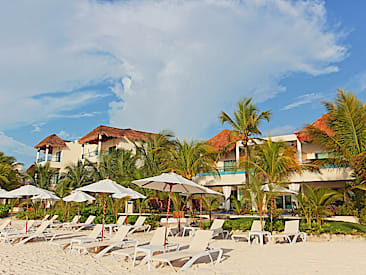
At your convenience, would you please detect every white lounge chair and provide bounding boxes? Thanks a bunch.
[6,221,54,245]
[183,219,229,239]
[69,224,103,253]
[33,214,50,226]
[0,220,36,243]
[231,220,264,242]
[128,216,151,234]
[104,216,127,234]
[270,220,306,244]
[72,225,137,258]
[63,215,95,232]
[51,215,80,229]
[112,227,179,269]
[150,230,223,272]
[0,220,12,233]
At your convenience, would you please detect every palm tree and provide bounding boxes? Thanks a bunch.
[202,197,220,221]
[26,162,56,190]
[240,138,317,232]
[219,97,272,186]
[60,160,93,191]
[0,152,21,190]
[306,90,366,190]
[241,176,270,230]
[165,138,219,180]
[299,184,342,227]
[134,131,174,178]
[108,196,128,222]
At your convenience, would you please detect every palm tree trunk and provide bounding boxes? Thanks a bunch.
[244,145,249,187]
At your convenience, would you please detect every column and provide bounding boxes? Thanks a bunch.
[296,138,303,164]
[36,149,40,163]
[45,145,49,162]
[81,144,85,160]
[97,134,102,165]
[235,141,240,165]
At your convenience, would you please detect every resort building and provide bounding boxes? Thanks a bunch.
[34,125,155,183]
[193,115,354,209]
[33,115,353,209]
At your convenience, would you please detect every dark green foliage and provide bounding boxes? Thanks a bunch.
[0,204,10,218]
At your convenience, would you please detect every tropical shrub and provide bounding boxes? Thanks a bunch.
[0,204,10,218]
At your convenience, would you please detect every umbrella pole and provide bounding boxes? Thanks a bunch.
[200,196,202,229]
[26,195,29,233]
[101,193,107,241]
[78,203,80,223]
[164,184,173,247]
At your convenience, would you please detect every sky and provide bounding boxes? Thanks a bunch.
[1,0,366,168]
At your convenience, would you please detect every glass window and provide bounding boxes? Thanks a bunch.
[223,160,236,171]
[55,151,61,162]
[54,173,59,184]
[109,146,116,154]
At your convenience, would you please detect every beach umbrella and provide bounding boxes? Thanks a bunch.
[63,191,95,223]
[186,186,224,229]
[77,178,136,240]
[32,192,60,201]
[261,183,298,195]
[7,184,50,233]
[0,188,15,198]
[133,172,206,245]
[112,188,146,199]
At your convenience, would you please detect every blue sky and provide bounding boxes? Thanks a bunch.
[1,0,366,168]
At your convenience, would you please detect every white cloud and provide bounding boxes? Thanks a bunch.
[0,131,35,161]
[282,93,324,110]
[0,0,346,137]
[57,130,71,140]
[268,125,296,136]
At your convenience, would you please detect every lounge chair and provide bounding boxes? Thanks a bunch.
[183,219,229,239]
[231,220,264,242]
[71,225,137,258]
[0,220,12,233]
[4,221,54,245]
[104,216,127,234]
[33,214,50,226]
[150,230,223,272]
[160,218,188,236]
[128,216,151,234]
[0,220,36,243]
[69,224,103,253]
[270,220,306,244]
[63,215,96,232]
[112,227,179,269]
[51,215,80,229]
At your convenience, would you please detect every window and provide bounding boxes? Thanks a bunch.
[54,173,59,184]
[223,160,236,171]
[55,151,61,162]
[109,146,116,154]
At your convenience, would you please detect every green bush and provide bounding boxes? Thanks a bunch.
[336,204,358,216]
[358,208,366,224]
[0,205,10,218]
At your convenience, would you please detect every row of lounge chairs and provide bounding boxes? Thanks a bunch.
[0,215,306,271]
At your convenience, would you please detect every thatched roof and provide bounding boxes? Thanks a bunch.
[78,125,155,144]
[206,129,240,151]
[34,134,66,149]
[295,114,333,142]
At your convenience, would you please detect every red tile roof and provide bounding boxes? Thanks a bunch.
[206,129,240,151]
[295,114,333,142]
[78,125,155,144]
[34,134,66,149]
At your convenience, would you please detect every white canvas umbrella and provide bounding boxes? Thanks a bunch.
[63,191,95,223]
[7,184,51,233]
[112,188,146,199]
[186,186,224,229]
[0,188,15,198]
[133,172,206,245]
[32,192,60,201]
[77,179,136,240]
[261,183,298,195]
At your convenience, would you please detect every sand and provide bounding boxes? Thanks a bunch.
[1,220,365,275]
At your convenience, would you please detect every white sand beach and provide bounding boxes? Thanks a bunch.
[1,221,365,275]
